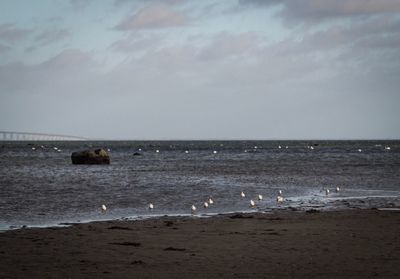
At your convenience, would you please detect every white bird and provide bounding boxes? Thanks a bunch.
[285,146,288,149]
[258,194,263,201]
[385,146,391,150]
[138,148,142,151]
[101,204,107,212]
[149,203,154,210]
[310,146,314,150]
[241,191,245,198]
[277,196,284,203]
[335,186,340,193]
[156,149,160,153]
[254,146,258,149]
[250,199,255,207]
[325,189,330,195]
[57,149,62,152]
[278,145,282,149]
[203,202,209,208]
[53,147,58,150]
[107,148,111,152]
[191,204,197,214]
[208,197,214,205]
[185,150,189,154]
[358,149,362,152]
[31,147,36,151]
[278,190,283,195]
[213,150,218,154]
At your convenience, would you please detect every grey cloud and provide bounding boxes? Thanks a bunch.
[359,34,400,50]
[39,48,97,71]
[69,0,93,9]
[111,34,164,52]
[34,29,70,46]
[0,23,31,43]
[0,43,10,53]
[240,0,400,22]
[115,3,188,30]
[2,27,399,139]
[48,16,64,23]
[113,0,132,7]
[198,32,260,60]
[24,46,35,53]
[114,0,185,8]
[238,0,281,7]
[276,16,400,54]
[0,49,97,96]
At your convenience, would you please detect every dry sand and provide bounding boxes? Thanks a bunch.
[1,209,399,278]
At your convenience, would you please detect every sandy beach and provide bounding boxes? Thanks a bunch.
[0,209,399,278]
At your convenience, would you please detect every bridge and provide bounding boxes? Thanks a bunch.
[0,131,87,141]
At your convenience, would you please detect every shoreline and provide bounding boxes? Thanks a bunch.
[2,194,399,232]
[0,196,400,234]
[1,208,399,278]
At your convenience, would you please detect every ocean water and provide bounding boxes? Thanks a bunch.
[1,140,399,230]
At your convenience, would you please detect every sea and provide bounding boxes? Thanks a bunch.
[1,140,399,230]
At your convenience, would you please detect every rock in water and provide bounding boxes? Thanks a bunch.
[71,149,110,165]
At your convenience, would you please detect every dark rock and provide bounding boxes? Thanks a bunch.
[133,152,142,156]
[71,149,110,165]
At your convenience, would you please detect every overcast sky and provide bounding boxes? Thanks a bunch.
[0,0,399,140]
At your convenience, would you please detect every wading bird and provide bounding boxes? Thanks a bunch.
[325,189,330,195]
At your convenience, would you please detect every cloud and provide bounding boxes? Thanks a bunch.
[48,16,64,23]
[113,0,131,7]
[39,48,97,71]
[115,3,188,30]
[0,23,31,43]
[69,0,93,10]
[0,43,10,53]
[34,29,70,46]
[276,16,400,54]
[1,9,399,140]
[198,32,260,60]
[0,49,97,95]
[240,0,400,23]
[111,34,164,53]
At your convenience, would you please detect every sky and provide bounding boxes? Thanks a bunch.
[0,0,399,140]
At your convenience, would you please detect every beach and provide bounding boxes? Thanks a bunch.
[1,209,399,278]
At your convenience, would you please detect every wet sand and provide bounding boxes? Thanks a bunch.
[1,209,399,278]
